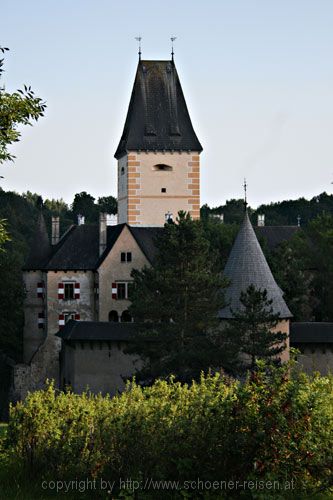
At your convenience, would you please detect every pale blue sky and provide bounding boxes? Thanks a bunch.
[1,0,333,208]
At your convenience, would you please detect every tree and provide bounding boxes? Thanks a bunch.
[97,196,117,215]
[0,218,9,249]
[128,211,227,383]
[71,191,96,222]
[267,239,313,321]
[302,212,333,320]
[0,47,46,165]
[221,285,288,375]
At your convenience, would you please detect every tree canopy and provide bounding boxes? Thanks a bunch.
[0,47,46,165]
[221,285,288,375]
[128,211,227,382]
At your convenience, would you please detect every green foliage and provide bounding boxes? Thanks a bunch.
[221,285,288,375]
[129,212,227,382]
[267,238,313,321]
[202,192,333,226]
[0,47,46,164]
[97,195,117,215]
[0,249,24,358]
[2,365,333,497]
[0,218,9,249]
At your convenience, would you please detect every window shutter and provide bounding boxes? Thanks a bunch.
[38,312,45,329]
[58,283,64,300]
[74,282,80,299]
[75,313,80,320]
[112,282,117,300]
[58,314,65,328]
[37,282,44,298]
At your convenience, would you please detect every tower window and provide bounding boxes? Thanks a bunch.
[161,188,166,193]
[121,167,125,175]
[153,164,173,171]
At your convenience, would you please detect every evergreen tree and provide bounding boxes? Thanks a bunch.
[128,211,227,383]
[221,285,288,375]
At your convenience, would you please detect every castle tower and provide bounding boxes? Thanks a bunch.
[114,59,203,226]
[219,210,292,361]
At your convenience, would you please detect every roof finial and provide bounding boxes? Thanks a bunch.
[135,36,142,61]
[171,36,177,62]
[243,178,248,210]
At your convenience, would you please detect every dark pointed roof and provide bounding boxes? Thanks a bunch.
[219,211,292,319]
[24,222,163,271]
[114,60,202,159]
[23,212,52,269]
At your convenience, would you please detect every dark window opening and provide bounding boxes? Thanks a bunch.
[153,164,173,171]
[161,188,166,193]
[64,283,74,300]
[121,252,132,262]
[121,310,132,323]
[109,310,119,322]
[117,283,126,300]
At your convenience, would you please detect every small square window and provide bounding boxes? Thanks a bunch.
[64,283,74,300]
[121,252,132,262]
[64,312,76,323]
[161,188,166,193]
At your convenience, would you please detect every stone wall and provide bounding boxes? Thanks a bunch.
[60,340,142,396]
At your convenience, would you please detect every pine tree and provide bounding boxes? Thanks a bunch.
[128,211,227,383]
[221,285,288,375]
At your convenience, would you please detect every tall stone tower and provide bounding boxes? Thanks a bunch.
[114,59,203,226]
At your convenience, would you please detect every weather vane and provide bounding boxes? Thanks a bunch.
[171,36,177,61]
[135,36,142,61]
[243,178,248,209]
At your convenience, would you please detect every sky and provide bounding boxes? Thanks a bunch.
[1,0,333,209]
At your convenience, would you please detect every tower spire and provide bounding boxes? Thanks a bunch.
[243,178,248,210]
[171,36,176,61]
[135,36,142,61]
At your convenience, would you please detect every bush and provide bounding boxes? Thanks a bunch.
[3,363,333,498]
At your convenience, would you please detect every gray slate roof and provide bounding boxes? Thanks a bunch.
[114,60,202,159]
[24,223,162,271]
[255,225,300,251]
[24,212,52,269]
[56,320,138,341]
[290,322,333,343]
[219,211,292,319]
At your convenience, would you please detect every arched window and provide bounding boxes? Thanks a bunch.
[121,310,132,323]
[108,310,119,322]
[153,164,173,171]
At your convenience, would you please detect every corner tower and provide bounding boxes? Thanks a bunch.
[115,59,203,226]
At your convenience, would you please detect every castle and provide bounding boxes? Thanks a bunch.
[12,55,333,400]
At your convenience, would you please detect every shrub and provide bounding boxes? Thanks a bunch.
[3,363,333,497]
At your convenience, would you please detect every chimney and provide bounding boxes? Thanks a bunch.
[106,214,118,226]
[51,216,60,245]
[99,212,107,256]
[257,214,265,227]
[77,214,85,225]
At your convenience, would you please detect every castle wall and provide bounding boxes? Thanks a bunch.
[46,270,95,332]
[60,340,142,396]
[98,225,150,321]
[272,319,290,363]
[294,345,333,375]
[23,270,47,363]
[117,151,200,226]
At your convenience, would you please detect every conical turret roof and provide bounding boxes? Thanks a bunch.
[24,211,52,269]
[219,211,292,319]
